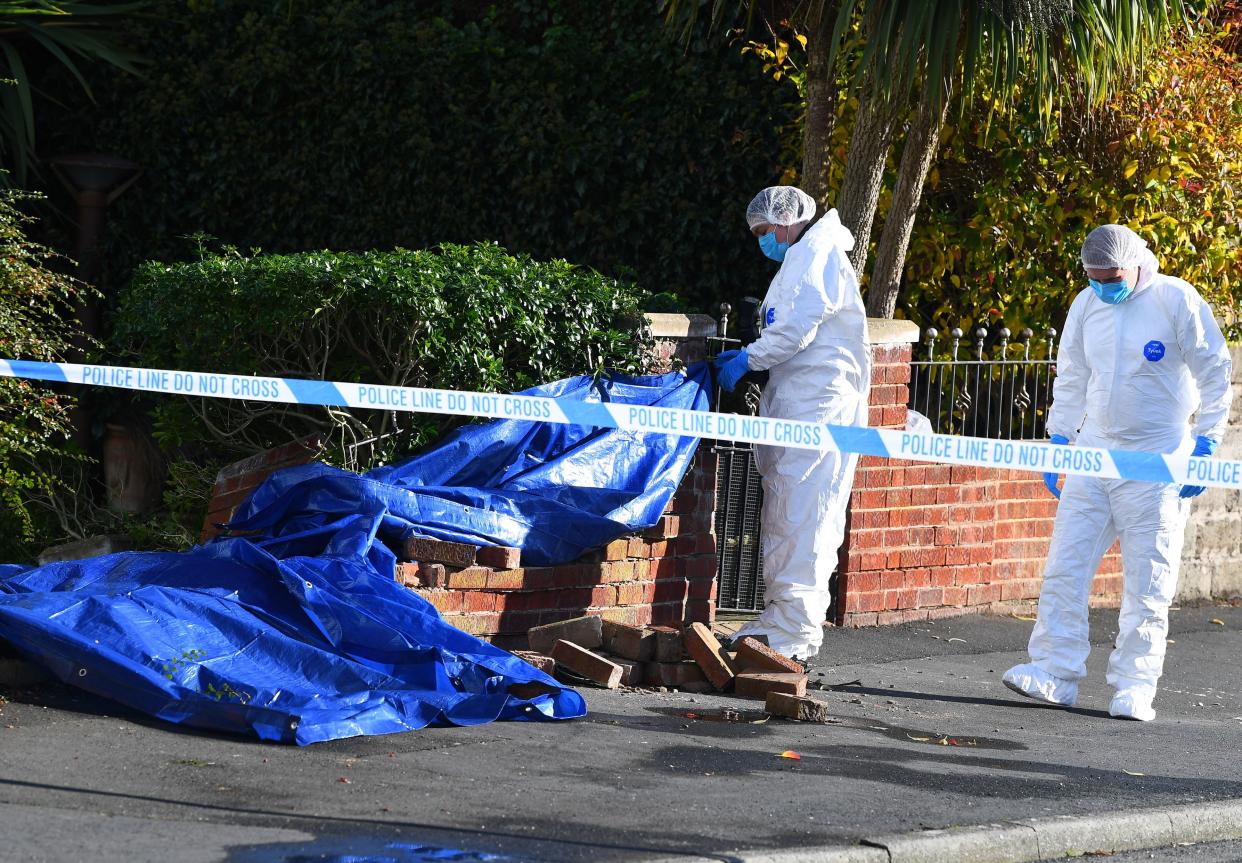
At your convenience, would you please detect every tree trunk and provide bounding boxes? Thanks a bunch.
[866,83,951,319]
[835,70,901,279]
[800,21,837,211]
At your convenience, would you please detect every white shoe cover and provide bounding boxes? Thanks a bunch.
[1109,687,1156,721]
[1001,663,1078,707]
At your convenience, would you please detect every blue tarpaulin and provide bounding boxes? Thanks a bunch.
[0,365,711,744]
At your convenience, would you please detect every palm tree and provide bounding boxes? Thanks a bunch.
[0,1,143,186]
[664,0,1194,317]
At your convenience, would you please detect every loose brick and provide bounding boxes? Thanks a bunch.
[643,660,707,688]
[402,537,477,568]
[765,691,831,723]
[476,545,521,570]
[683,622,736,690]
[735,672,808,699]
[601,620,656,661]
[527,614,603,655]
[735,636,804,674]
[511,650,555,675]
[649,625,684,662]
[551,640,622,689]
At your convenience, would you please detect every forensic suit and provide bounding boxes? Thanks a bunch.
[1007,248,1231,716]
[736,209,871,658]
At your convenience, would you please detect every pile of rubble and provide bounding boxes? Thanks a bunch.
[511,615,831,723]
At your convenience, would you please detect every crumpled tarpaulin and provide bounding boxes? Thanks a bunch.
[228,364,711,566]
[0,366,710,744]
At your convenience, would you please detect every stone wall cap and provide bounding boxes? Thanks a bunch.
[868,318,920,345]
[645,313,717,339]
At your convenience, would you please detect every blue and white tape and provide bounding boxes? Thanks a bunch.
[3,358,1239,491]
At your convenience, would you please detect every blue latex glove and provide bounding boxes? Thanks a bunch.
[713,348,750,393]
[1180,435,1220,498]
[1043,434,1070,499]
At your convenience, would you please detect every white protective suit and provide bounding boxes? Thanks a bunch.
[1021,248,1232,709]
[737,209,871,658]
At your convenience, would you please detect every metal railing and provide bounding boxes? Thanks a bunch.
[908,325,1060,440]
[707,303,767,613]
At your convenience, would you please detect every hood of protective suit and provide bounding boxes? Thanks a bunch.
[1131,248,1161,297]
[808,208,855,254]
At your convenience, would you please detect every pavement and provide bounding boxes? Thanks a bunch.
[2,603,1242,863]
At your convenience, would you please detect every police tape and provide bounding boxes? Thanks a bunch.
[3,358,1240,491]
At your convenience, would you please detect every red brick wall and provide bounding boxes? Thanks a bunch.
[199,435,323,542]
[836,341,1122,626]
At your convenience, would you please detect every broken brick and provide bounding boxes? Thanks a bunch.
[735,672,808,699]
[735,637,805,674]
[649,625,684,662]
[683,622,736,691]
[612,658,643,687]
[476,545,521,570]
[395,562,422,587]
[601,620,655,661]
[551,640,622,689]
[510,650,555,676]
[527,614,603,655]
[402,537,478,568]
[417,562,447,588]
[765,691,831,723]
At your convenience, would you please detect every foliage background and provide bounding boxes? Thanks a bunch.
[751,11,1242,337]
[37,0,797,316]
[906,19,1242,338]
[0,191,89,561]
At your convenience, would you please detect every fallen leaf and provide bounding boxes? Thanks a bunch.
[1122,769,1145,777]
[338,776,351,784]
[907,734,931,742]
[1210,619,1225,626]
[779,750,801,760]
[1167,639,1176,644]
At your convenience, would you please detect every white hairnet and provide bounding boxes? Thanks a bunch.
[746,186,817,229]
[1081,224,1148,269]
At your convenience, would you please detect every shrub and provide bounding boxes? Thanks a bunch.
[0,191,91,561]
[111,241,654,469]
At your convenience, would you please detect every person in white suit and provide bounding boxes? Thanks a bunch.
[714,186,871,660]
[1003,224,1232,721]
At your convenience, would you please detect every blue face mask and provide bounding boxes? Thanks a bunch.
[758,231,790,263]
[1089,277,1133,305]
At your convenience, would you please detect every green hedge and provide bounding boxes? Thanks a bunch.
[111,242,653,468]
[42,0,793,315]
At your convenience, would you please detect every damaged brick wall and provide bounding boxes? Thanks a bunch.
[404,449,718,639]
[198,313,722,641]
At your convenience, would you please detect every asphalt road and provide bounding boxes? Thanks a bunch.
[1,604,1240,863]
